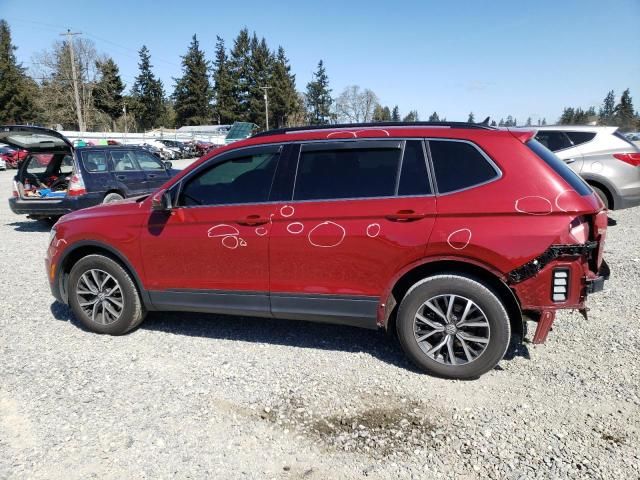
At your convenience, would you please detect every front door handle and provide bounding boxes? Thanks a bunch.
[116,175,126,181]
[385,210,426,222]
[147,173,157,179]
[237,214,270,226]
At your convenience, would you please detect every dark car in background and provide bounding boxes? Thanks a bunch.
[3,126,176,221]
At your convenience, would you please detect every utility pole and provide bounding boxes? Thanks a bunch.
[123,103,128,137]
[260,86,272,130]
[60,29,84,132]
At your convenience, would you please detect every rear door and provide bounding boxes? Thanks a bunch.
[535,130,584,172]
[108,150,147,196]
[268,139,437,327]
[131,149,171,190]
[80,149,112,194]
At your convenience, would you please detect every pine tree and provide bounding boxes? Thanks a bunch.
[212,36,235,124]
[525,117,532,126]
[614,88,634,130]
[490,120,497,127]
[391,105,400,122]
[269,46,298,128]
[247,34,273,128]
[467,112,475,123]
[498,118,505,127]
[428,112,439,122]
[228,28,252,121]
[541,118,547,126]
[599,90,615,125]
[305,60,332,125]
[559,107,575,125]
[93,57,124,130]
[403,110,419,122]
[0,20,39,123]
[131,45,166,131]
[505,115,515,127]
[173,34,212,127]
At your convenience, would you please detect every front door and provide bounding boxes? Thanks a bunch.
[109,150,147,195]
[139,144,283,317]
[131,149,172,189]
[268,139,437,327]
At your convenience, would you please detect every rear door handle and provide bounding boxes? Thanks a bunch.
[237,214,270,226]
[385,210,426,222]
[565,158,577,164]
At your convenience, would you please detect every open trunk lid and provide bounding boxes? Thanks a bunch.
[0,125,74,154]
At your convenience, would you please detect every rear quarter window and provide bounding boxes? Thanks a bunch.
[526,139,592,196]
[428,140,499,194]
[565,131,596,146]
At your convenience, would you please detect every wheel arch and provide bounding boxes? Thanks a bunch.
[580,174,617,209]
[56,241,152,309]
[382,258,524,340]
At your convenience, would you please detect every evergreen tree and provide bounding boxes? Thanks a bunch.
[305,60,332,125]
[247,34,273,127]
[131,45,166,131]
[391,105,400,122]
[490,120,497,127]
[525,117,532,126]
[372,104,392,122]
[173,34,212,127]
[505,115,515,127]
[467,112,475,123]
[403,110,419,122]
[428,111,439,122]
[269,46,298,128]
[498,118,505,127]
[559,107,575,124]
[212,36,235,124]
[598,90,615,125]
[0,20,39,123]
[614,88,634,130]
[541,118,547,126]
[228,28,252,121]
[93,57,124,130]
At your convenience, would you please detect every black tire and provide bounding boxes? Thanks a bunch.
[589,185,610,210]
[396,274,511,379]
[103,192,124,204]
[68,254,145,335]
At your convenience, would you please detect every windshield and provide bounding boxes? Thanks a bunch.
[526,139,592,196]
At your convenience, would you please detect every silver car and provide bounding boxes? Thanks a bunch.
[535,126,640,210]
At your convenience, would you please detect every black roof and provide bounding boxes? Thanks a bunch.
[252,119,495,138]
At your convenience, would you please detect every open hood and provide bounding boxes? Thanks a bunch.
[0,125,73,153]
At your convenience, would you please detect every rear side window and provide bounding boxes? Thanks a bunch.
[526,140,592,196]
[83,151,108,172]
[399,140,431,196]
[535,131,573,151]
[294,144,401,200]
[565,131,596,146]
[429,140,499,194]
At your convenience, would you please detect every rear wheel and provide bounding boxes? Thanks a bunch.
[68,254,145,335]
[396,274,511,379]
[103,192,124,204]
[589,185,610,209]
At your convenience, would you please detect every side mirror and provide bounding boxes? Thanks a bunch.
[151,189,173,211]
[164,161,172,169]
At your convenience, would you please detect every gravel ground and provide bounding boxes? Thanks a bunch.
[0,168,638,479]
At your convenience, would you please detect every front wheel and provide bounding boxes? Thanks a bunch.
[396,274,511,379]
[68,254,146,335]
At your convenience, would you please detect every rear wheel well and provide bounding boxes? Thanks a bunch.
[585,180,613,209]
[388,260,524,340]
[104,189,125,199]
[58,246,139,303]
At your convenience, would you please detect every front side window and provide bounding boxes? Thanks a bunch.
[111,151,138,171]
[179,147,280,206]
[429,140,499,194]
[294,144,401,201]
[83,151,108,172]
[133,150,165,171]
[535,131,573,152]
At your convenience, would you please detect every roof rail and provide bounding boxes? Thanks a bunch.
[252,120,496,138]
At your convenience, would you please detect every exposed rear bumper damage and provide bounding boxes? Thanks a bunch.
[508,243,609,344]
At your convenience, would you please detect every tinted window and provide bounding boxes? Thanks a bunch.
[294,145,401,200]
[133,150,164,171]
[399,140,431,196]
[180,148,279,206]
[526,140,592,196]
[565,131,596,146]
[535,131,573,151]
[83,151,108,172]
[111,151,138,171]
[429,140,498,193]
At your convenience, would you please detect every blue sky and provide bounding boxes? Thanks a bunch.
[2,0,639,124]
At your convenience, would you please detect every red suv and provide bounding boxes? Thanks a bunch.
[46,122,609,379]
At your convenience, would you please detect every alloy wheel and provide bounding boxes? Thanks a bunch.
[75,269,124,325]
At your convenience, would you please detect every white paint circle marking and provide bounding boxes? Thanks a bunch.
[307,221,346,248]
[221,235,239,250]
[255,227,268,236]
[514,196,553,216]
[327,131,357,138]
[366,223,381,238]
[555,190,573,212]
[239,238,247,247]
[208,224,240,238]
[447,228,472,250]
[280,205,295,217]
[286,222,304,234]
